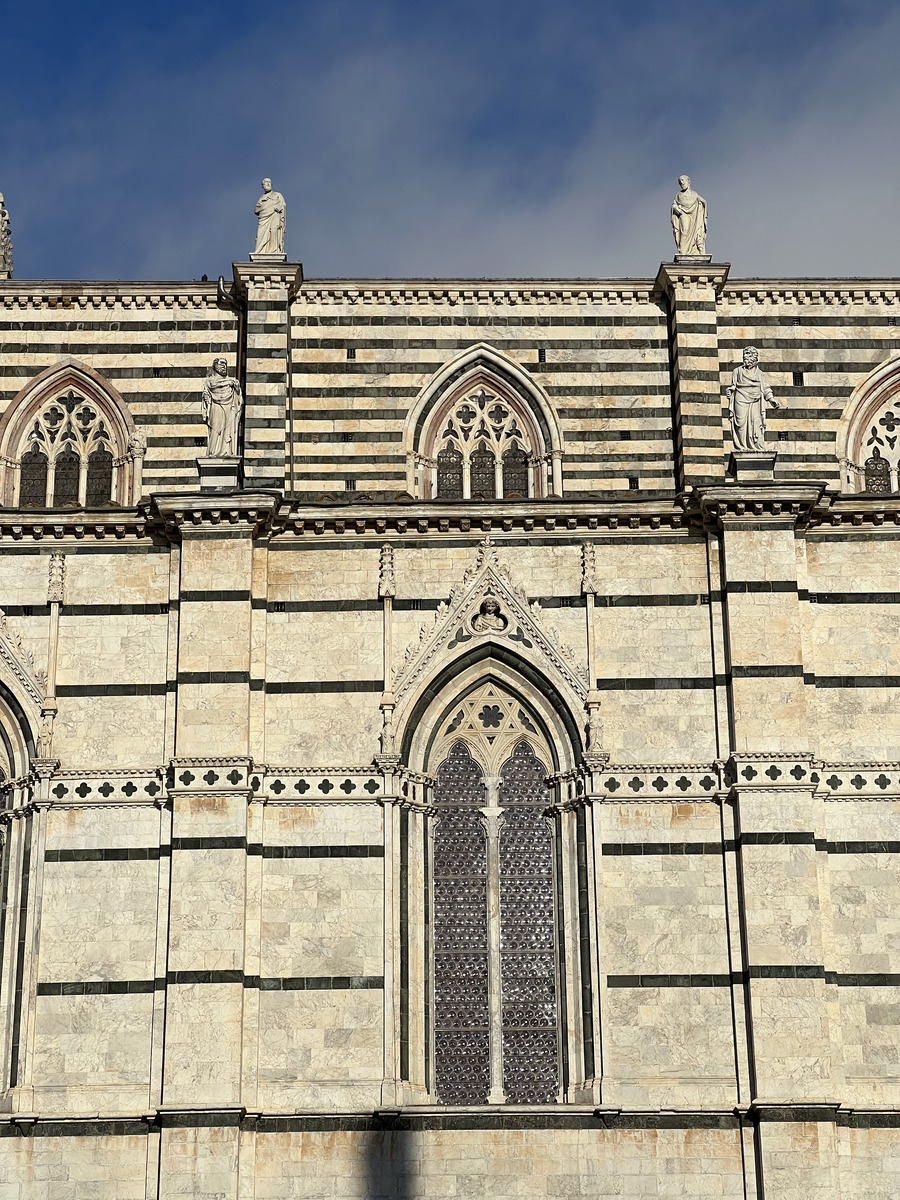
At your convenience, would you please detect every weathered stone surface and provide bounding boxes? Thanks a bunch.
[0,260,899,1195]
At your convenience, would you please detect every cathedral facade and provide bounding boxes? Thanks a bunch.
[0,253,898,1198]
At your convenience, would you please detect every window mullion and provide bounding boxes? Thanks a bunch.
[482,777,506,1104]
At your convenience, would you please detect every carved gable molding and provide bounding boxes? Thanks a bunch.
[0,609,44,710]
[392,539,588,714]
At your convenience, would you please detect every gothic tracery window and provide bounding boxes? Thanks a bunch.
[16,391,117,506]
[53,446,80,506]
[431,685,560,1104]
[86,446,114,506]
[859,410,899,493]
[432,387,539,500]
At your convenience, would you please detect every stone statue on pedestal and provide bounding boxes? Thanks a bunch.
[726,347,781,452]
[253,178,286,258]
[671,175,708,257]
[202,358,243,458]
[0,193,12,280]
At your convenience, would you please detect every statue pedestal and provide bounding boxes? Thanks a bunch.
[249,252,287,264]
[730,451,777,483]
[196,456,242,492]
[674,254,712,265]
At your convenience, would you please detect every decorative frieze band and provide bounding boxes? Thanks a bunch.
[723,285,900,306]
[6,755,900,809]
[297,285,653,307]
[0,285,217,310]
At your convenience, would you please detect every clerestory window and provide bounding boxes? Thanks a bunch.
[16,391,117,507]
[0,363,141,509]
[430,387,543,500]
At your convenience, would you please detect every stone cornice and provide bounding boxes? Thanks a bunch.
[2,487,900,542]
[0,281,224,309]
[655,262,730,297]
[690,482,831,529]
[151,492,281,536]
[3,275,900,310]
[296,279,656,306]
[0,509,152,540]
[232,261,303,296]
[276,497,688,538]
[723,281,900,306]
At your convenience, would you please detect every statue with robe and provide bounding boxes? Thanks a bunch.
[671,175,708,257]
[726,347,781,452]
[253,178,286,257]
[202,358,243,458]
[0,193,12,279]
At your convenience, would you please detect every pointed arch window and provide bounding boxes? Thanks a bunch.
[430,685,560,1105]
[52,445,80,506]
[0,364,141,508]
[427,385,544,501]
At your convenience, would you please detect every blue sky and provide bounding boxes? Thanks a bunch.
[2,0,898,280]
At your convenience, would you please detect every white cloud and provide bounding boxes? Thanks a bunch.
[4,0,899,279]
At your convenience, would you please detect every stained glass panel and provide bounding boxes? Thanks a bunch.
[52,447,80,506]
[865,451,891,494]
[502,445,529,497]
[437,444,463,500]
[499,740,559,1103]
[19,446,48,506]
[470,444,496,499]
[86,446,113,506]
[432,742,490,1104]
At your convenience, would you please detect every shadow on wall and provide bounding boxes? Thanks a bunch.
[363,1120,416,1200]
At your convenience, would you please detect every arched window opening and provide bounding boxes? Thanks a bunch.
[428,383,548,501]
[86,446,114,506]
[19,446,48,507]
[52,446,80,506]
[429,684,560,1105]
[409,345,563,499]
[470,443,496,500]
[502,444,529,497]
[0,365,140,508]
[856,413,899,493]
[436,444,464,501]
